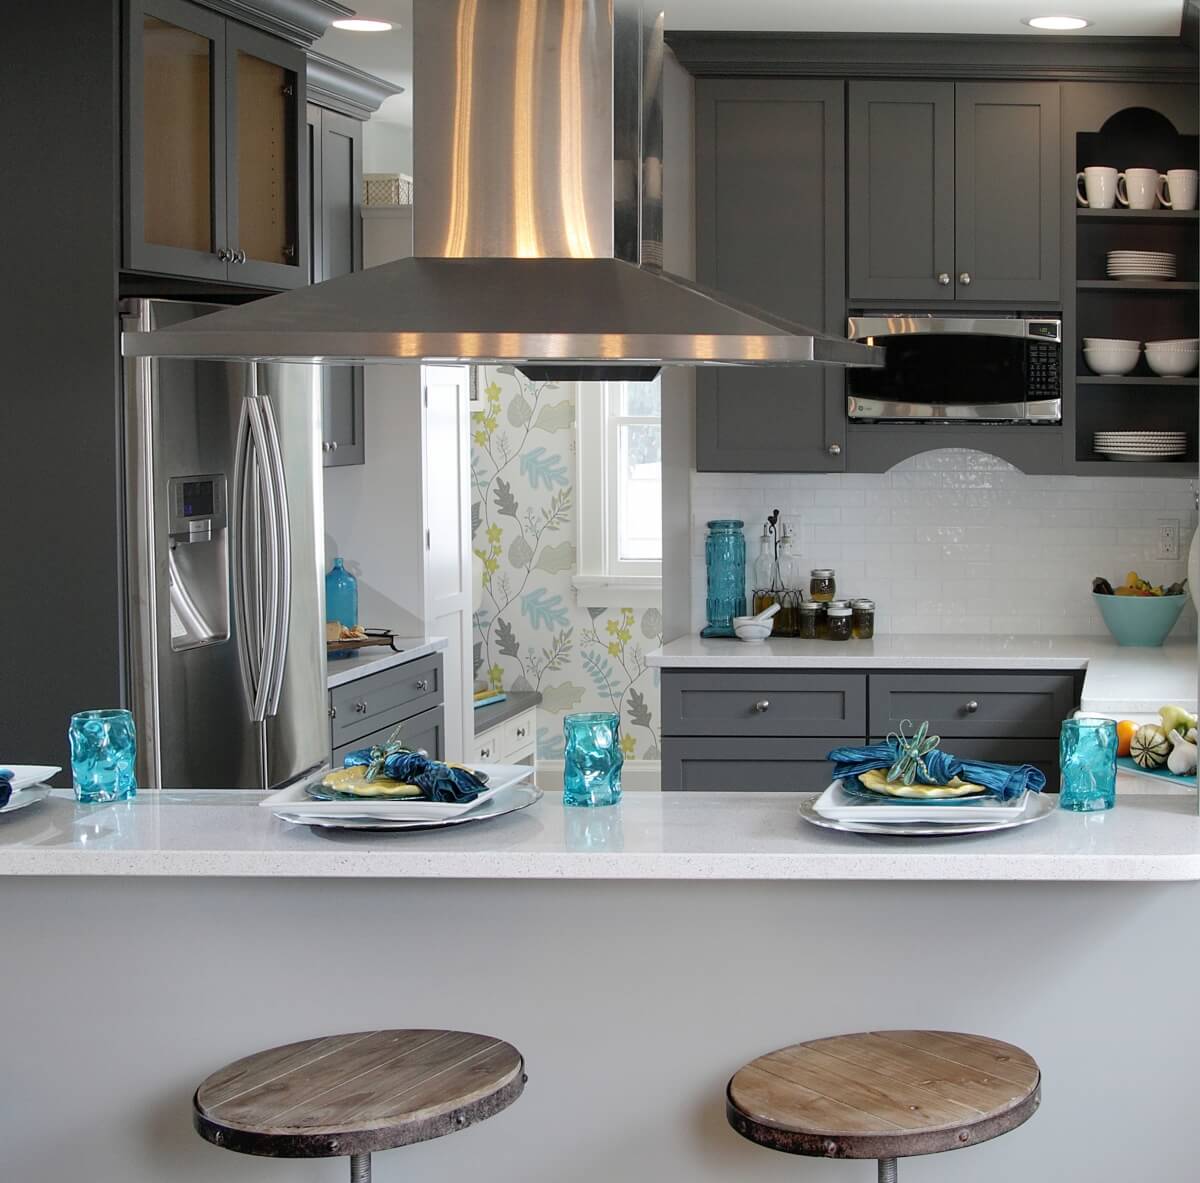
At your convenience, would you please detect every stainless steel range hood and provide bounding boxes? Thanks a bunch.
[123,0,883,376]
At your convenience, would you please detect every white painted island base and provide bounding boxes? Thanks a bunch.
[3,799,1200,1182]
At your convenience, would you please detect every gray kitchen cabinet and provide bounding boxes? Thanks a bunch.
[847,80,1060,304]
[848,81,955,303]
[694,79,846,472]
[660,668,1081,791]
[328,655,445,763]
[307,102,365,465]
[124,0,308,288]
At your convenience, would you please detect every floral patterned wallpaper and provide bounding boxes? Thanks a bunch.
[470,367,664,762]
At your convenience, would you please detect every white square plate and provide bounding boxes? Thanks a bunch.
[814,780,1031,824]
[260,763,535,821]
[1,765,62,793]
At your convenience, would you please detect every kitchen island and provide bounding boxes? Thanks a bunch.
[3,786,1200,1183]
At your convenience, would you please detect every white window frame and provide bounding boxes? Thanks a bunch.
[573,380,662,609]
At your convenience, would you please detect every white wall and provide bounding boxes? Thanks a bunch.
[691,450,1198,635]
[362,119,413,176]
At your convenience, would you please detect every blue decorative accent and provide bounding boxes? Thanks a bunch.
[325,557,358,629]
[563,712,623,807]
[1060,718,1116,812]
[519,446,570,490]
[700,519,746,638]
[69,710,138,803]
[520,588,570,630]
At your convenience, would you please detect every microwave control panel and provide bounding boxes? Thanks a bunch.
[1026,340,1061,400]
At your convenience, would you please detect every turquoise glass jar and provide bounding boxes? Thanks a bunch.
[325,557,358,629]
[701,519,746,638]
[563,713,623,807]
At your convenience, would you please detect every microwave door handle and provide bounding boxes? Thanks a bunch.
[847,316,1058,341]
[246,393,280,725]
[259,387,291,717]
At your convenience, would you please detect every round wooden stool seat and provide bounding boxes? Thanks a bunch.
[727,1030,1040,1163]
[194,1029,525,1161]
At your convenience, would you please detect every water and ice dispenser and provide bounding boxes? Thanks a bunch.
[166,475,230,650]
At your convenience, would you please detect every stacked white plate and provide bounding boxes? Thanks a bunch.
[1107,250,1176,280]
[1093,431,1188,461]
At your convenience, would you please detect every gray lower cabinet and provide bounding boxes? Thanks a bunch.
[694,79,846,472]
[328,655,444,762]
[848,80,1060,304]
[660,668,1080,791]
[307,103,365,466]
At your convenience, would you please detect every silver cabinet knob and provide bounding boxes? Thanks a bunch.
[415,679,429,692]
[321,441,331,453]
[959,271,972,286]
[753,700,770,713]
[479,746,492,760]
[965,700,979,714]
[328,706,336,720]
[354,701,367,714]
[329,440,338,451]
[827,443,842,456]
[217,247,232,262]
[937,272,950,286]
[516,726,528,739]
[234,248,247,265]
[417,748,429,758]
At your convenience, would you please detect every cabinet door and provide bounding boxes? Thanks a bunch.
[695,80,846,472]
[305,104,323,284]
[224,20,307,289]
[661,737,849,791]
[847,81,955,303]
[955,82,1060,302]
[124,0,228,280]
[318,110,365,466]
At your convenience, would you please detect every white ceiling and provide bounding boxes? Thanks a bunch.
[314,0,1187,127]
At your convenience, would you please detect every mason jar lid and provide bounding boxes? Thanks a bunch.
[825,599,850,610]
[851,598,876,610]
[827,605,852,617]
[811,568,835,578]
[798,600,822,613]
[707,519,744,530]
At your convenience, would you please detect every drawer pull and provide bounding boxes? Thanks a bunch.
[753,700,771,713]
[479,746,493,760]
[415,679,430,692]
[354,701,367,714]
[417,748,429,758]
[965,700,979,714]
[516,726,528,739]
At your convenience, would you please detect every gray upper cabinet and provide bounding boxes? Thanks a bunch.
[124,0,308,288]
[695,79,846,472]
[307,103,365,465]
[848,81,955,303]
[848,80,1060,305]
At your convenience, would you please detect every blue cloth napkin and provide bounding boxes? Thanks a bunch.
[827,740,1046,802]
[341,750,488,803]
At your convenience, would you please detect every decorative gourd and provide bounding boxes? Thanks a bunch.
[1166,730,1198,777]
[1130,725,1170,769]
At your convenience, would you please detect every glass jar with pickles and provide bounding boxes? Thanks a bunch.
[797,600,822,640]
[826,601,852,642]
[851,598,876,640]
[809,569,836,602]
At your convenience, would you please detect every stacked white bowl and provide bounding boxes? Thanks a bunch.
[1144,337,1199,377]
[1082,337,1140,376]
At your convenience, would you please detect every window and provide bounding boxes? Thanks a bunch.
[574,379,662,606]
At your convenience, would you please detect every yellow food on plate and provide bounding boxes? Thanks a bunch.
[320,766,423,798]
[857,769,986,799]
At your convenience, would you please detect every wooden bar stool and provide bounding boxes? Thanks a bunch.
[726,1030,1040,1181]
[193,1029,525,1181]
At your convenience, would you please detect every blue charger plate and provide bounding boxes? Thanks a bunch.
[1117,756,1197,789]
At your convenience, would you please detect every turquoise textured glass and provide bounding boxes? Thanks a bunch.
[1059,717,1117,812]
[325,557,358,628]
[69,709,138,803]
[563,713,623,807]
[701,519,746,638]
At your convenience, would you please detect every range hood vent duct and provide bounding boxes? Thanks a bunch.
[123,0,883,377]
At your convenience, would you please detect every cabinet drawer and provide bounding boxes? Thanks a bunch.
[503,710,536,759]
[870,735,1060,791]
[333,705,444,767]
[470,728,503,766]
[329,655,442,748]
[661,672,866,738]
[869,672,1077,739]
[662,737,850,791]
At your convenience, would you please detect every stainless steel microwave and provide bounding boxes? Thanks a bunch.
[845,314,1062,423]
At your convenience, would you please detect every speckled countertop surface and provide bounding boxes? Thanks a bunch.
[0,785,1197,881]
[326,636,448,689]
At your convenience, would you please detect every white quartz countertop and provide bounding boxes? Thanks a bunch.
[648,635,1197,716]
[326,636,447,688]
[1,785,1198,881]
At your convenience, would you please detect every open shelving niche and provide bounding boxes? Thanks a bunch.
[1073,106,1199,474]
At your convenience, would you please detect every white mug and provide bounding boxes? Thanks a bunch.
[1159,168,1199,211]
[1076,166,1119,209]
[1118,168,1164,210]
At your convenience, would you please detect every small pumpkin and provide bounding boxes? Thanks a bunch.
[1130,724,1170,769]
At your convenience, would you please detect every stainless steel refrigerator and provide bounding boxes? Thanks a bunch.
[122,298,328,789]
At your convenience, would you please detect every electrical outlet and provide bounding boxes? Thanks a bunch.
[1157,519,1180,560]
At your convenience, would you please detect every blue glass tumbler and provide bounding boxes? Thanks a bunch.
[700,519,746,638]
[1059,717,1117,812]
[563,713,623,807]
[69,709,138,803]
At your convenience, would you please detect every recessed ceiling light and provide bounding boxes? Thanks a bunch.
[331,17,393,32]
[1024,15,1091,30]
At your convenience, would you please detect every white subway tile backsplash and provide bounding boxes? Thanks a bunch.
[690,449,1197,637]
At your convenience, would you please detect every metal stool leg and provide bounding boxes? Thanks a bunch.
[350,1152,371,1182]
[878,1159,898,1182]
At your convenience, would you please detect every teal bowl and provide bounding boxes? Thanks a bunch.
[1092,592,1187,647]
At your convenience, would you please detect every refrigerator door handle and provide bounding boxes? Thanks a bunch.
[231,397,258,713]
[259,388,292,717]
[246,389,281,725]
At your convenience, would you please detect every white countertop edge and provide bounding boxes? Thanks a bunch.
[326,636,449,688]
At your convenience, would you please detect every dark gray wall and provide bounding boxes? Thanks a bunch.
[2,4,123,773]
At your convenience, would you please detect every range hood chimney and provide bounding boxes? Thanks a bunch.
[123,0,883,377]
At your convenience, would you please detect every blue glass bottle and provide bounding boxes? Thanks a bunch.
[325,557,358,629]
[700,519,746,638]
